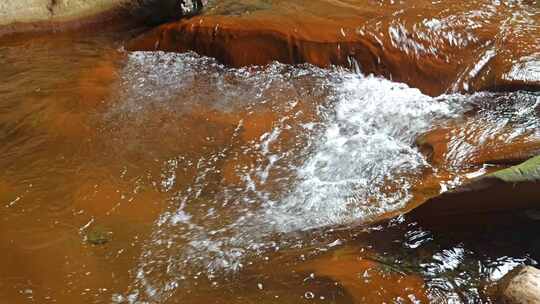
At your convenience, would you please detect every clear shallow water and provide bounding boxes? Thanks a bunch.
[115,51,462,302]
[0,31,539,304]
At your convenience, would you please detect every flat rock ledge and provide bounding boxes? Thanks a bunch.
[127,0,540,96]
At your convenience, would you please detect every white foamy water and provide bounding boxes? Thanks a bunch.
[111,52,466,303]
[257,76,460,233]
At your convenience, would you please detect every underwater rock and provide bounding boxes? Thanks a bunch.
[127,0,540,95]
[0,0,203,36]
[86,226,111,245]
[297,246,429,303]
[407,91,540,228]
[499,266,540,304]
[416,123,540,168]
[416,89,540,167]
[406,155,540,228]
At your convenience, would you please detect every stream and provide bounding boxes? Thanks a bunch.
[0,28,539,304]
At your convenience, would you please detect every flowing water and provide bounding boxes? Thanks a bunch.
[0,29,539,304]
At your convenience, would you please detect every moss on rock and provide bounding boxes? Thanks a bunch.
[489,155,540,183]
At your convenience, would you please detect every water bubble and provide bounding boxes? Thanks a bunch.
[304,291,315,299]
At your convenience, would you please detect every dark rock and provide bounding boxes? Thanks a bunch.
[406,155,540,229]
[128,0,204,25]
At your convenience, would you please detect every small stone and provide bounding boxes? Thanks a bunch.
[86,226,111,245]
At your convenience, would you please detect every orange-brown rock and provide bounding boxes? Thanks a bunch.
[404,90,540,228]
[416,90,540,169]
[417,122,540,169]
[127,0,540,96]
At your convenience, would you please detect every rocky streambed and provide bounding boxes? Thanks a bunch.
[0,0,539,303]
[128,0,540,96]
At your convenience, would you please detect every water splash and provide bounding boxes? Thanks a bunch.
[111,52,464,302]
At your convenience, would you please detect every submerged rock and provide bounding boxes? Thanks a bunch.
[405,91,540,227]
[86,226,112,245]
[416,91,540,168]
[416,124,540,168]
[297,246,429,303]
[406,155,540,228]
[127,0,540,95]
[0,0,203,36]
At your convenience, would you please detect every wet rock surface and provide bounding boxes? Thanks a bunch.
[416,91,540,168]
[127,0,540,95]
[406,155,540,229]
[404,90,540,228]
